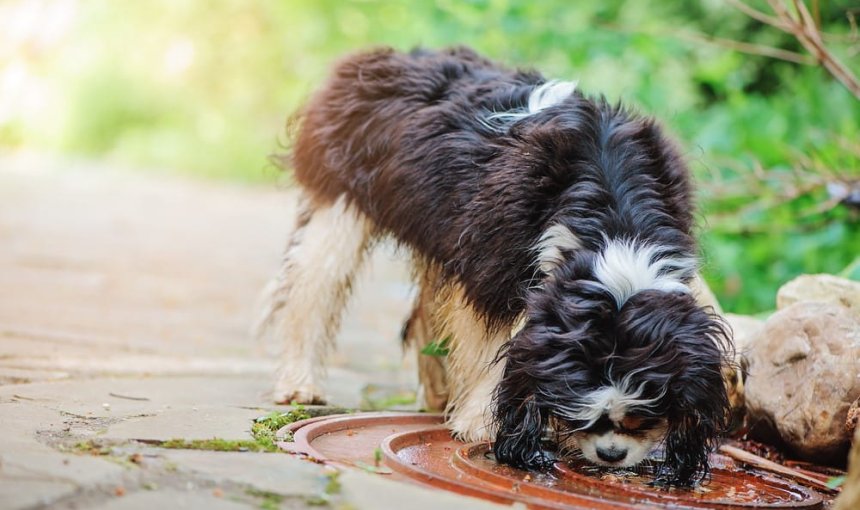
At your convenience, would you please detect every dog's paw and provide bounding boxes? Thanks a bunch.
[272,384,327,405]
[447,409,494,442]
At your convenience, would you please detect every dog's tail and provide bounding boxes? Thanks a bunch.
[249,277,283,345]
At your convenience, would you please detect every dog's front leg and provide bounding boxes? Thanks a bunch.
[437,288,509,442]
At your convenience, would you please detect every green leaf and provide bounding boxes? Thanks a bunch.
[420,336,451,357]
[354,461,393,475]
[826,475,845,489]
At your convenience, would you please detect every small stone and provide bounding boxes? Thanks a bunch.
[776,274,860,317]
[102,403,111,411]
[114,486,125,497]
[724,313,764,354]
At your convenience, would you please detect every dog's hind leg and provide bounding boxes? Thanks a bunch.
[401,268,450,412]
[257,193,374,404]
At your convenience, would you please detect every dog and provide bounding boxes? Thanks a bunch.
[256,46,737,485]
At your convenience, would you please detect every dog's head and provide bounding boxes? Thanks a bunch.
[492,246,733,485]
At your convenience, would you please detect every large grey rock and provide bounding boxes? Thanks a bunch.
[777,274,860,316]
[745,302,860,463]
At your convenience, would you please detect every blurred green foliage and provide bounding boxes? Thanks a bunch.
[3,0,859,313]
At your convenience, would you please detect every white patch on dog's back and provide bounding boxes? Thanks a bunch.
[527,80,578,114]
[593,238,696,308]
[535,223,582,273]
[483,80,578,127]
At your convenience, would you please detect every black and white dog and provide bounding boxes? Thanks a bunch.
[257,47,737,485]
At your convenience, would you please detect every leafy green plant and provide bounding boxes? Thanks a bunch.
[251,406,312,447]
[420,336,451,357]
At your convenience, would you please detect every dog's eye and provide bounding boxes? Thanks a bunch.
[618,416,658,432]
[619,416,643,431]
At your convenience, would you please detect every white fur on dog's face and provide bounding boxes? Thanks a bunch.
[559,414,668,467]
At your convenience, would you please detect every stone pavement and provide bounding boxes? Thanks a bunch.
[0,153,504,509]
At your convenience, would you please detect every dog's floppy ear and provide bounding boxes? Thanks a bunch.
[491,332,551,470]
[660,310,733,485]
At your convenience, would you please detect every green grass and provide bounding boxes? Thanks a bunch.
[306,471,342,507]
[154,406,312,453]
[158,438,275,453]
[245,488,285,510]
[250,406,312,448]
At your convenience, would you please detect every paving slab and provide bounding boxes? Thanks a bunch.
[0,402,70,453]
[0,402,127,509]
[337,469,513,510]
[0,377,273,418]
[88,489,254,510]
[103,406,263,442]
[0,480,78,510]
[154,449,325,497]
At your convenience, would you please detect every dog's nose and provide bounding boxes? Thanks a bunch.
[596,446,627,463]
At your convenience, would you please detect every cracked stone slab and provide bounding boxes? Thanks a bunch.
[89,489,254,510]
[0,403,126,509]
[0,402,70,453]
[337,469,511,509]
[0,366,70,385]
[153,449,325,497]
[0,451,124,489]
[0,480,78,510]
[103,406,264,442]
[0,373,392,414]
[0,377,274,418]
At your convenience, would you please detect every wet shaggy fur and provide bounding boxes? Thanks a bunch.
[280,46,734,485]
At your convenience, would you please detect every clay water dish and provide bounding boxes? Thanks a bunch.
[277,413,346,439]
[384,428,824,509]
[281,412,828,509]
[382,427,628,509]
[278,411,443,470]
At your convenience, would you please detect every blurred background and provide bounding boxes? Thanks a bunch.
[1,0,858,315]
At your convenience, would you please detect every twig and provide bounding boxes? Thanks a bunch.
[725,0,789,30]
[719,444,839,493]
[108,392,150,401]
[766,0,860,99]
[676,30,813,64]
[596,22,814,65]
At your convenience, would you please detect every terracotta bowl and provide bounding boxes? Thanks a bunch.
[280,412,828,509]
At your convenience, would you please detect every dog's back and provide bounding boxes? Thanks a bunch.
[289,47,694,325]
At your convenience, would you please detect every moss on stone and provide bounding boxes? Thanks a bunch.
[158,438,274,453]
[250,405,311,448]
